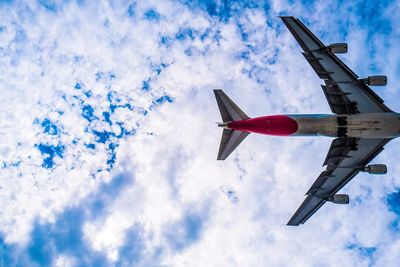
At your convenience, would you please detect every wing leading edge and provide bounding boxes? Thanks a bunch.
[280,16,392,114]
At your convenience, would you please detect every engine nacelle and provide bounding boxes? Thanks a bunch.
[360,75,387,86]
[363,164,387,174]
[328,194,349,204]
[327,43,348,54]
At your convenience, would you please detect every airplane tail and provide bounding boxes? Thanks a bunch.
[214,89,250,160]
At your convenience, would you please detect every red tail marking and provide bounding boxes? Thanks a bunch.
[228,115,298,136]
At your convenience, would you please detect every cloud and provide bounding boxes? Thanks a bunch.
[1,0,400,266]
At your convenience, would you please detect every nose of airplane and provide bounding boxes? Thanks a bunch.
[228,115,298,136]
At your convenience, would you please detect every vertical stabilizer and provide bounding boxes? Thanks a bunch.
[214,89,250,160]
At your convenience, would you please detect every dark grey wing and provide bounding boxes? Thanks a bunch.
[281,16,392,114]
[287,137,391,226]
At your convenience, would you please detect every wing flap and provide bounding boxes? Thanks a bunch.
[287,196,325,226]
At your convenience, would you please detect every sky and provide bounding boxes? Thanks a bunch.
[1,0,400,266]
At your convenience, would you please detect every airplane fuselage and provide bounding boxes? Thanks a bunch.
[227,113,400,139]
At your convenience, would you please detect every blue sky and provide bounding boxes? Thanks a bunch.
[1,0,400,266]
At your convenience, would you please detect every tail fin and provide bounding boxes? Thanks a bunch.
[214,89,250,160]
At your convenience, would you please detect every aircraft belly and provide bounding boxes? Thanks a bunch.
[346,113,400,138]
[291,113,400,138]
[291,114,338,137]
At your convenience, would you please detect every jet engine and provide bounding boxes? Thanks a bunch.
[328,194,349,204]
[326,43,348,54]
[362,164,387,174]
[360,75,387,86]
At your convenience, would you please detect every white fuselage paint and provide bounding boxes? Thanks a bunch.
[290,113,400,138]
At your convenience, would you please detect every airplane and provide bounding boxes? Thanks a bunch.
[214,16,396,226]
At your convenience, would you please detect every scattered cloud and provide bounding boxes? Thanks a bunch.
[1,0,400,266]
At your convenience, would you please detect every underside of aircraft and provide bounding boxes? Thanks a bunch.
[214,16,396,226]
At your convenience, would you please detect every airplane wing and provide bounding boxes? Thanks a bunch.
[287,137,391,226]
[280,16,392,114]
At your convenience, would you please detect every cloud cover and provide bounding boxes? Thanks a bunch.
[1,0,400,266]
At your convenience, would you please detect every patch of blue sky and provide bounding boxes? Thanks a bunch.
[199,27,211,41]
[385,191,400,233]
[92,130,114,144]
[1,160,21,168]
[239,50,250,61]
[20,173,134,265]
[82,104,95,122]
[115,225,145,266]
[84,90,92,98]
[148,95,174,110]
[136,107,148,116]
[353,0,393,35]
[38,0,58,12]
[106,143,118,169]
[27,208,109,267]
[343,0,394,58]
[211,29,222,43]
[116,122,135,137]
[41,118,58,135]
[175,28,196,41]
[13,26,27,44]
[0,235,17,267]
[142,78,151,91]
[85,143,95,150]
[106,93,133,114]
[241,64,268,84]
[179,0,267,23]
[346,243,377,262]
[386,190,400,216]
[159,35,171,47]
[127,3,136,17]
[95,71,103,81]
[36,143,65,169]
[263,48,279,65]
[143,8,160,22]
[73,55,83,62]
[74,82,82,90]
[87,173,133,220]
[184,47,193,57]
[198,27,222,44]
[236,23,249,42]
[179,0,230,22]
[226,190,238,203]
[184,214,203,242]
[186,46,203,57]
[151,62,168,75]
[103,111,112,125]
[95,71,116,82]
[0,0,14,5]
[154,95,174,105]
[166,212,204,251]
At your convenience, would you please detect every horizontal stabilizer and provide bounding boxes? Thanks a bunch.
[217,129,250,160]
[214,89,249,122]
[214,89,250,160]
